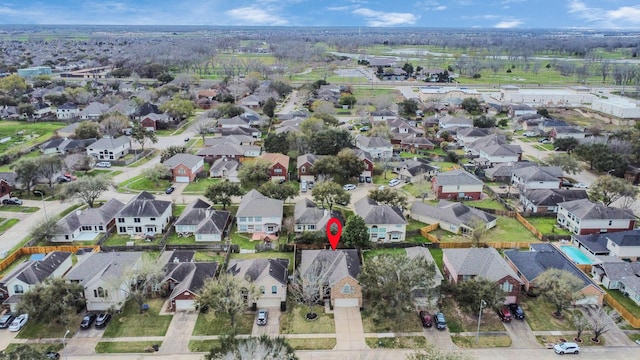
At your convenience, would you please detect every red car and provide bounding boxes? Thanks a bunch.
[497,306,512,322]
[419,310,433,328]
[64,173,77,180]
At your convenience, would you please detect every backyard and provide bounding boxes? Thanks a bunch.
[525,217,572,236]
[429,216,539,244]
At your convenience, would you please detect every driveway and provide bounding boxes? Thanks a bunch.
[251,308,281,337]
[426,327,457,350]
[504,319,539,348]
[65,326,106,356]
[158,311,198,354]
[333,307,368,350]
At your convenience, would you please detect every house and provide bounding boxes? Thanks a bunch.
[432,169,484,200]
[539,119,570,133]
[239,95,261,109]
[32,101,53,119]
[79,102,109,120]
[0,178,12,200]
[209,158,240,182]
[56,102,80,120]
[115,191,172,236]
[174,199,231,242]
[40,138,71,155]
[508,104,537,118]
[297,153,321,182]
[405,247,444,307]
[299,249,362,308]
[354,197,407,243]
[456,127,491,147]
[573,229,640,261]
[40,137,96,155]
[294,199,332,233]
[484,162,537,182]
[163,153,204,183]
[217,115,249,128]
[438,115,473,129]
[504,243,604,305]
[355,135,393,160]
[400,135,435,153]
[520,189,589,214]
[0,252,73,312]
[557,199,636,235]
[387,118,424,144]
[132,102,162,120]
[236,189,283,234]
[197,139,260,163]
[511,166,563,192]
[52,198,125,242]
[443,248,523,304]
[395,159,437,184]
[410,200,497,235]
[465,134,522,165]
[162,260,217,311]
[592,259,640,291]
[228,258,289,308]
[86,136,131,160]
[260,153,290,181]
[550,126,586,140]
[140,112,171,131]
[353,149,374,182]
[370,109,398,123]
[65,252,144,311]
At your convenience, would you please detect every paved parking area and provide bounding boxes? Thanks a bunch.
[251,308,280,337]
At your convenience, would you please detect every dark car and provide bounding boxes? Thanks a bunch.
[57,175,71,183]
[45,352,60,359]
[2,198,22,205]
[0,314,14,329]
[508,303,525,320]
[95,313,111,328]
[562,181,574,188]
[497,306,512,322]
[80,313,97,329]
[435,312,447,330]
[419,310,433,328]
[165,185,176,194]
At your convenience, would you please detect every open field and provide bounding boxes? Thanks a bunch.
[0,121,65,154]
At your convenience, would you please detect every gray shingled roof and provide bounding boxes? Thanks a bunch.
[164,153,202,169]
[444,248,521,283]
[356,135,392,148]
[237,189,283,218]
[574,229,640,254]
[90,136,130,150]
[158,250,196,266]
[410,200,496,228]
[294,199,331,228]
[405,247,444,283]
[434,169,483,186]
[117,191,172,218]
[513,166,562,182]
[524,189,588,207]
[227,258,289,285]
[164,262,217,300]
[175,199,230,236]
[558,199,635,220]
[64,252,144,283]
[597,261,640,282]
[299,249,361,286]
[457,127,491,138]
[56,198,125,234]
[1,251,71,286]
[197,142,246,157]
[354,197,406,225]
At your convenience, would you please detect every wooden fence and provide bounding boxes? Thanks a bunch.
[604,293,640,329]
[515,212,544,240]
[0,245,100,274]
[436,241,541,249]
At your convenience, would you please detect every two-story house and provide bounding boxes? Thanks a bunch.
[236,189,283,234]
[573,229,640,261]
[299,249,362,308]
[432,169,484,200]
[115,191,172,236]
[228,258,289,309]
[260,153,290,182]
[557,199,636,235]
[52,198,125,242]
[511,166,563,192]
[520,189,589,214]
[355,135,393,160]
[163,153,204,183]
[162,259,217,311]
[174,199,231,242]
[79,102,109,120]
[86,136,131,161]
[465,134,522,165]
[294,199,332,233]
[297,153,321,183]
[353,149,374,183]
[56,102,80,120]
[354,197,407,243]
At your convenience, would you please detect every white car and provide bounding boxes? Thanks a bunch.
[343,184,356,191]
[8,314,28,332]
[95,162,112,168]
[553,342,580,355]
[574,183,589,189]
[388,179,401,187]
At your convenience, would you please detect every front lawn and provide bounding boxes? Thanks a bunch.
[288,338,337,350]
[183,178,220,193]
[102,298,172,337]
[451,335,512,348]
[521,296,577,331]
[120,175,172,192]
[407,219,428,231]
[189,339,221,352]
[280,303,335,334]
[192,311,254,336]
[525,217,572,236]
[95,341,162,353]
[365,336,428,349]
[361,308,422,333]
[440,297,506,333]
[16,313,83,339]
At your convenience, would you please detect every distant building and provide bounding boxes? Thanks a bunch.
[17,66,52,78]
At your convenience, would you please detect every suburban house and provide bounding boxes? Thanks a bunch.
[572,229,640,261]
[40,137,97,156]
[219,125,261,138]
[400,135,435,153]
[236,189,283,234]
[353,149,374,182]
[86,136,131,161]
[52,198,125,242]
[162,259,217,311]
[485,162,536,183]
[260,153,290,182]
[456,127,491,147]
[163,153,204,183]
[550,126,585,140]
[354,197,407,243]
[539,119,570,133]
[299,249,362,308]
[33,101,53,119]
[410,200,497,235]
[370,109,398,123]
[56,102,80,119]
[511,166,563,192]
[520,189,589,214]
[294,198,332,233]
[508,104,537,118]
[140,112,171,131]
[432,169,484,200]
[297,153,321,182]
[405,247,444,307]
[355,135,393,160]
[79,102,109,120]
[0,178,12,200]
[557,199,636,235]
[592,259,640,305]
[174,199,231,242]
[115,191,172,236]
[65,251,144,312]
[209,158,240,183]
[504,243,604,305]
[465,134,522,165]
[227,258,289,309]
[132,102,162,121]
[395,158,438,184]
[197,138,260,163]
[0,252,73,312]
[443,247,523,304]
[387,118,424,144]
[239,95,261,109]
[438,115,473,129]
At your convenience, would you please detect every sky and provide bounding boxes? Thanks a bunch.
[1,0,639,29]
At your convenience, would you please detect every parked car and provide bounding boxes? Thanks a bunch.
[554,342,580,354]
[2,197,22,205]
[418,310,433,328]
[256,309,268,326]
[435,312,447,330]
[574,183,588,189]
[508,303,525,320]
[562,181,574,188]
[8,314,28,332]
[343,184,356,191]
[95,313,111,328]
[64,173,77,180]
[184,137,190,142]
[539,138,552,144]
[360,126,370,132]
[80,313,97,329]
[523,131,538,137]
[45,351,60,359]
[0,314,14,328]
[95,161,112,168]
[388,178,401,187]
[308,181,315,190]
[57,175,72,183]
[301,180,308,193]
[365,176,372,183]
[165,185,176,194]
[497,306,512,322]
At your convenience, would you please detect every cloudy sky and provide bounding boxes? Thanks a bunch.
[1,0,639,29]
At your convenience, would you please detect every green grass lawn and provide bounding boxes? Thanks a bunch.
[451,335,512,348]
[401,183,431,197]
[280,303,335,334]
[525,217,572,236]
[102,233,163,247]
[605,288,640,319]
[432,162,460,172]
[0,218,19,233]
[288,338,337,350]
[95,341,162,353]
[430,248,444,273]
[119,175,172,192]
[183,178,220,193]
[407,219,428,231]
[189,339,221,352]
[467,198,507,211]
[102,298,172,337]
[0,121,65,154]
[361,308,422,333]
[4,343,62,354]
[192,311,254,336]
[365,336,428,349]
[229,228,255,250]
[521,296,576,331]
[0,205,39,213]
[440,297,506,334]
[432,216,538,243]
[128,150,159,168]
[16,313,83,339]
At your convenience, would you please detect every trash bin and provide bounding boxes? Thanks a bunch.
[152,344,159,352]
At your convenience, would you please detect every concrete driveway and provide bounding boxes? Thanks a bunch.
[504,318,539,348]
[251,308,280,337]
[158,311,198,354]
[333,307,367,350]
[426,326,457,351]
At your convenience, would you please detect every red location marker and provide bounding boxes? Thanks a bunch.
[326,217,342,251]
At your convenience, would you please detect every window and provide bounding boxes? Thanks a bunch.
[301,167,306,173]
[150,218,156,221]
[260,286,265,295]
[135,226,142,233]
[178,169,185,174]
[274,168,282,173]
[271,286,277,294]
[134,218,141,223]
[13,284,24,294]
[501,282,513,292]
[296,225,303,231]
[94,287,108,298]
[307,225,316,230]
[342,284,353,294]
[117,218,124,223]
[238,217,247,222]
[609,220,613,226]
[255,216,262,222]
[241,288,248,301]
[247,217,254,222]
[239,225,247,232]
[81,226,92,231]
[98,226,104,231]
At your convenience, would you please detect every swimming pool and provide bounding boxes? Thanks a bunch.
[560,245,593,265]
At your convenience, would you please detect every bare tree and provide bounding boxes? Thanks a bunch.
[589,307,610,342]
[106,255,165,314]
[193,117,214,142]
[290,260,331,319]
[572,309,590,341]
[197,273,257,330]
[283,216,296,244]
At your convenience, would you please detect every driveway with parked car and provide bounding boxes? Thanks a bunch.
[252,308,280,337]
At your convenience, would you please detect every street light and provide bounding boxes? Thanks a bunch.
[34,190,47,221]
[476,299,487,344]
[62,329,70,360]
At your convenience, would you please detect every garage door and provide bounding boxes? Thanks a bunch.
[575,296,599,306]
[175,299,195,311]
[257,298,282,308]
[175,176,190,183]
[334,298,358,307]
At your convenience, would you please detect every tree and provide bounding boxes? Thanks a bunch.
[142,164,171,186]
[588,175,639,208]
[358,252,437,325]
[159,98,196,120]
[57,176,113,208]
[341,215,370,249]
[537,108,550,117]
[258,181,297,202]
[368,188,408,209]
[160,145,187,163]
[0,74,27,94]
[130,122,158,152]
[238,159,272,188]
[108,254,165,314]
[311,100,336,115]
[101,113,129,138]
[67,153,95,174]
[299,117,325,136]
[544,153,581,175]
[338,94,357,108]
[572,309,590,341]
[205,181,243,209]
[398,99,419,117]
[553,137,579,152]
[452,277,506,315]
[197,273,257,330]
[36,155,63,191]
[15,278,84,326]
[535,269,585,317]
[263,97,277,120]
[290,259,332,318]
[193,118,214,142]
[205,335,298,360]
[29,218,61,243]
[574,143,609,170]
[263,132,290,155]
[11,157,40,192]
[0,344,53,360]
[589,307,610,342]
[156,72,174,84]
[213,104,245,118]
[473,115,496,128]
[75,121,102,139]
[314,113,339,127]
[311,181,350,212]
[310,128,354,155]
[461,97,482,114]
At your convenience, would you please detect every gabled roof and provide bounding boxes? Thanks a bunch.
[164,153,202,169]
[197,142,249,157]
[523,189,589,207]
[444,248,521,283]
[89,136,130,150]
[597,261,640,282]
[297,153,320,166]
[434,169,483,186]
[175,199,230,235]
[79,102,109,116]
[133,102,161,117]
[401,135,434,147]
[164,262,217,300]
[117,191,171,218]
[0,172,17,186]
[227,258,289,285]
[411,200,496,228]
[261,152,289,168]
[204,135,255,147]
[220,126,260,137]
[354,197,406,225]
[1,251,71,286]
[457,127,491,138]
[65,252,144,284]
[401,159,437,176]
[218,116,248,126]
[158,250,196,266]
[558,199,635,221]
[371,109,397,117]
[574,229,640,254]
[439,115,473,126]
[237,189,283,218]
[294,198,331,228]
[405,247,444,283]
[210,158,240,171]
[485,162,537,179]
[56,198,125,234]
[353,149,373,163]
[356,135,392,148]
[58,102,78,110]
[299,249,361,286]
[513,166,562,182]
[553,126,583,134]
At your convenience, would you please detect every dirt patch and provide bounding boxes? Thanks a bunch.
[550,108,622,129]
